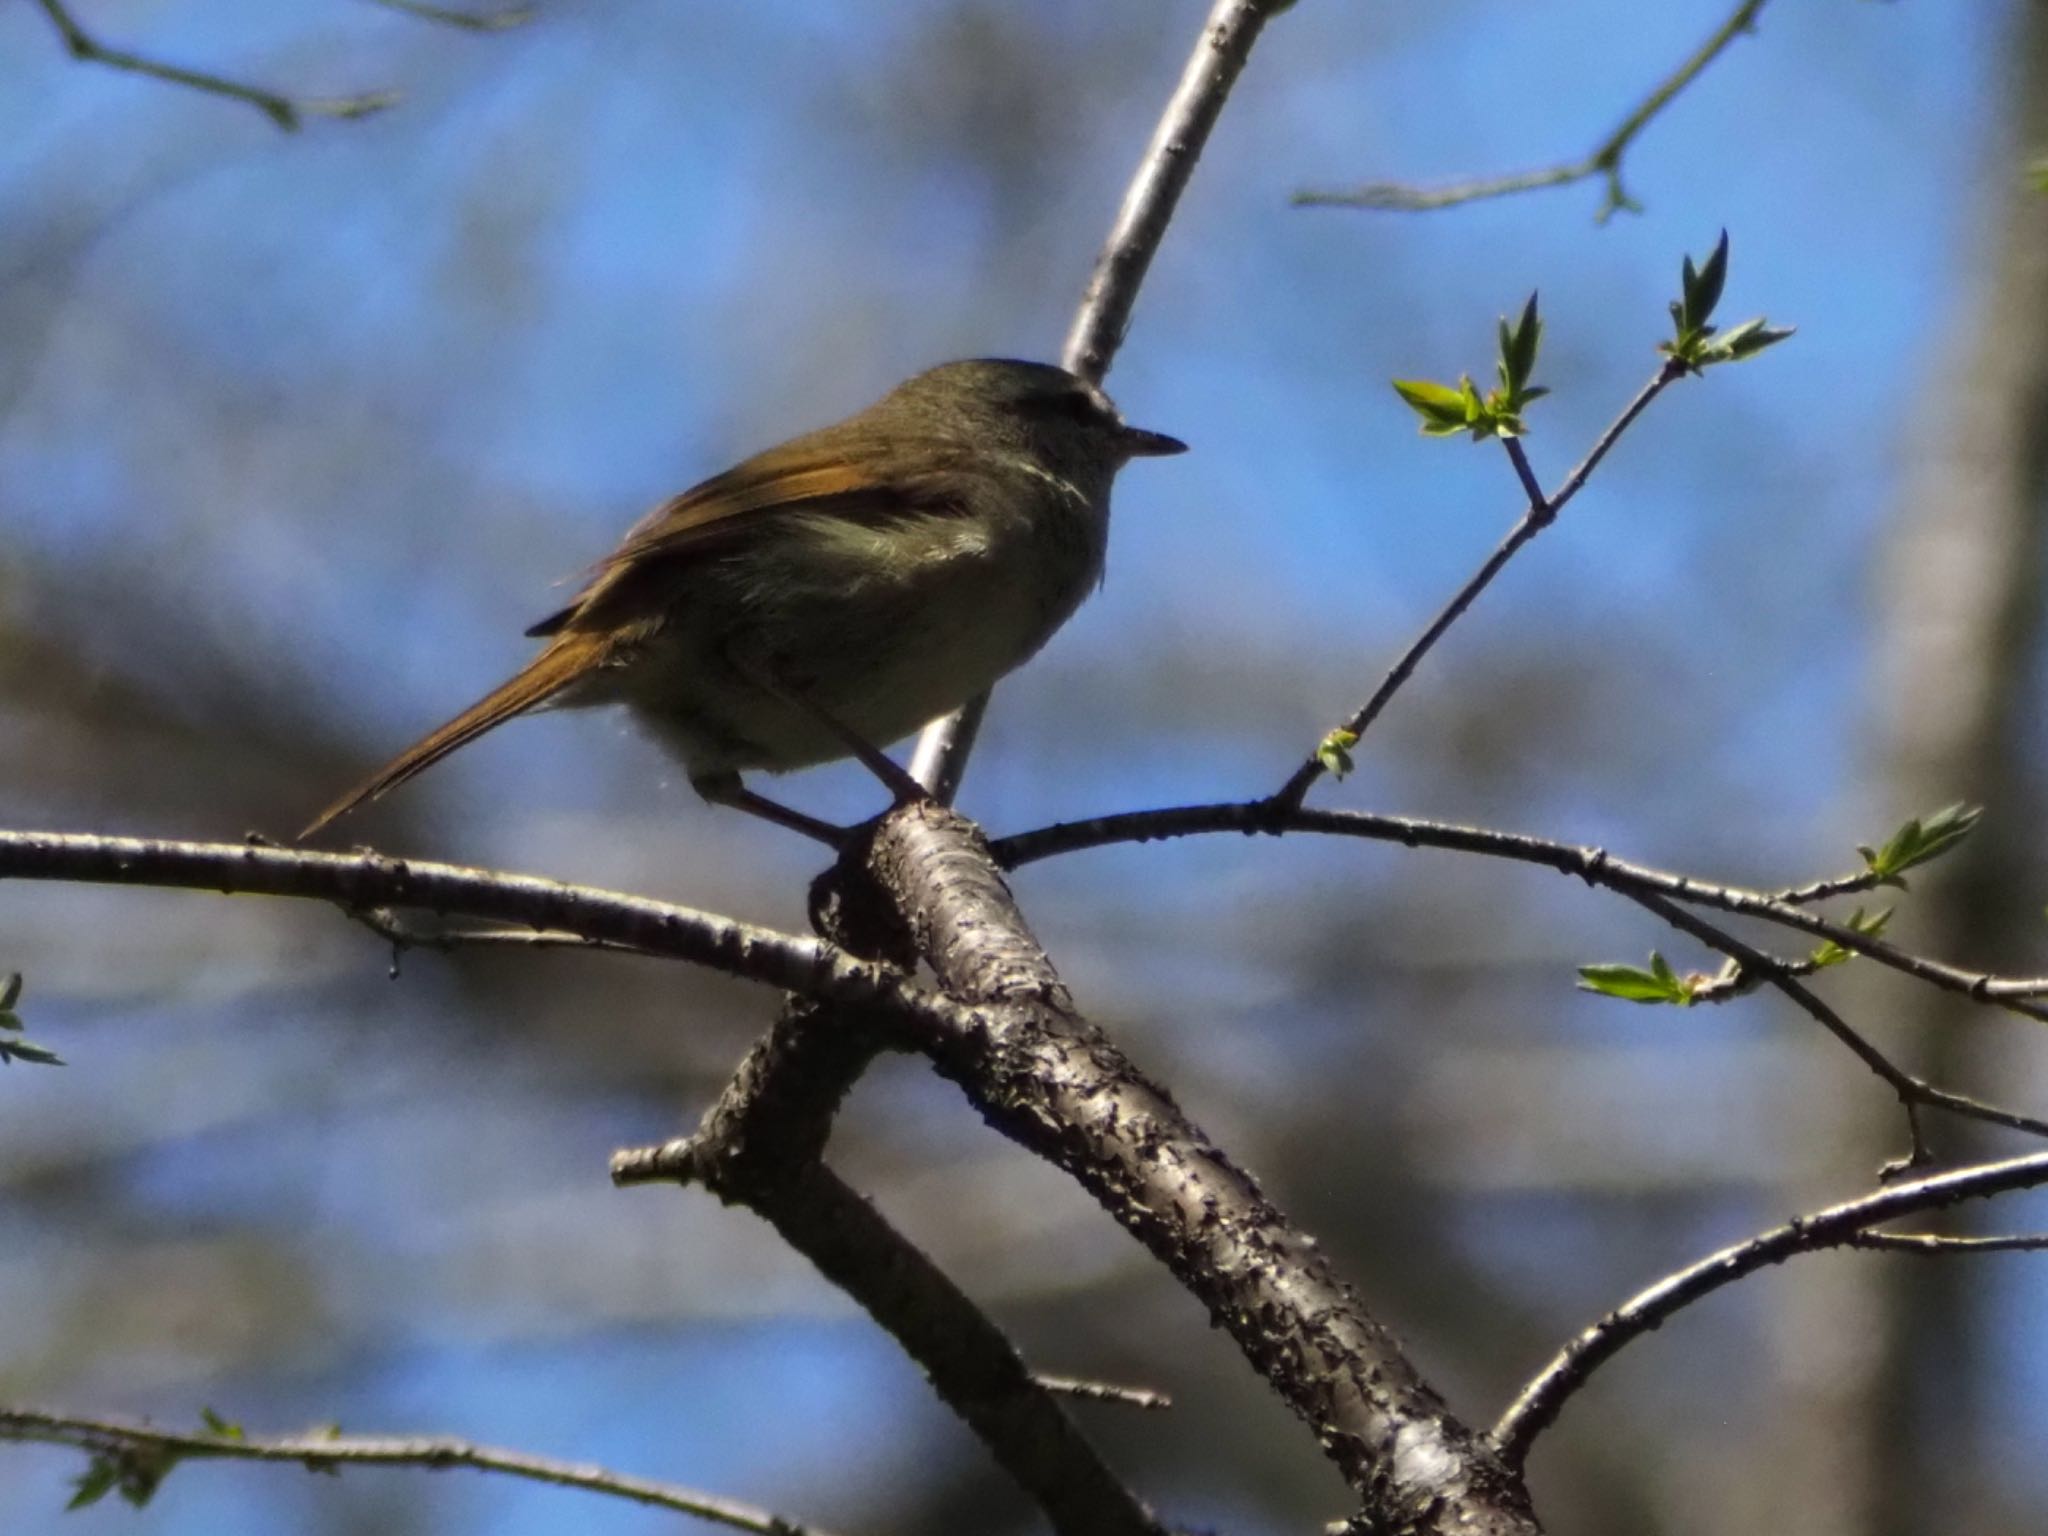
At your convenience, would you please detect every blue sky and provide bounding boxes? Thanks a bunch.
[0,2,2036,1532]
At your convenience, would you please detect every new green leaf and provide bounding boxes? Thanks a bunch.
[1578,952,1696,1006]
[68,1447,174,1510]
[1857,803,1982,887]
[0,972,62,1067]
[1679,230,1729,333]
[1809,905,1894,968]
[1497,292,1543,398]
[1316,728,1359,779]
[1392,377,1474,436]
[1659,233,1792,372]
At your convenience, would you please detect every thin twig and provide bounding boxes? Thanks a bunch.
[1030,1375,1174,1412]
[1293,0,1770,220]
[1770,868,1890,906]
[1491,1148,2048,1464]
[0,1408,842,1536]
[990,803,2048,1027]
[351,905,658,962]
[1611,889,2048,1160]
[1273,358,1687,809]
[33,0,396,130]
[363,0,533,30]
[1684,953,1818,1003]
[1848,1230,2048,1254]
[910,0,1296,804]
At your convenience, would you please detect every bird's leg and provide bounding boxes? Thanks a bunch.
[792,698,930,806]
[690,771,849,848]
[730,654,930,806]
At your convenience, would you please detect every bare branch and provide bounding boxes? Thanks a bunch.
[1492,1149,2048,1464]
[1847,1230,2048,1255]
[0,830,969,1031]
[0,1408,842,1536]
[1769,867,1892,906]
[33,0,396,130]
[1274,360,1686,809]
[991,803,2048,1028]
[1294,0,1770,220]
[618,883,1165,1536]
[1060,0,1296,384]
[911,0,1297,803]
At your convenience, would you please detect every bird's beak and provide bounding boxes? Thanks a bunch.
[1118,423,1188,458]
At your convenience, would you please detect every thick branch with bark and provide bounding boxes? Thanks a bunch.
[857,805,1542,1535]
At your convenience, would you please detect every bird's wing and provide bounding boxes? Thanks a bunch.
[525,431,972,638]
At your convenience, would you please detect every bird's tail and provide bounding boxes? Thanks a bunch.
[299,638,600,841]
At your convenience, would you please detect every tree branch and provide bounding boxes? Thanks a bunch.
[0,830,966,1030]
[611,853,1168,1536]
[859,803,1541,1536]
[667,1156,1168,1536]
[1293,0,1770,220]
[0,1408,842,1536]
[1847,1230,2048,1255]
[1492,1148,2048,1465]
[990,803,2048,1026]
[1609,886,2048,1160]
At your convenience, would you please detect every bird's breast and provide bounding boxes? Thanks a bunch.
[621,488,1108,775]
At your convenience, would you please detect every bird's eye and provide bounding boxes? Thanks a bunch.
[1058,391,1102,423]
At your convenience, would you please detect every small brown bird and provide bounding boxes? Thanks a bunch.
[301,358,1184,843]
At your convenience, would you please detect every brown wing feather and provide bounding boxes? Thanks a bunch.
[526,433,974,638]
[298,635,605,840]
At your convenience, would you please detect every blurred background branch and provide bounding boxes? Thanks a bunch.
[1293,0,1770,219]
[30,0,398,129]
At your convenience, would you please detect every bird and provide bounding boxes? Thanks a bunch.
[300,358,1184,844]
